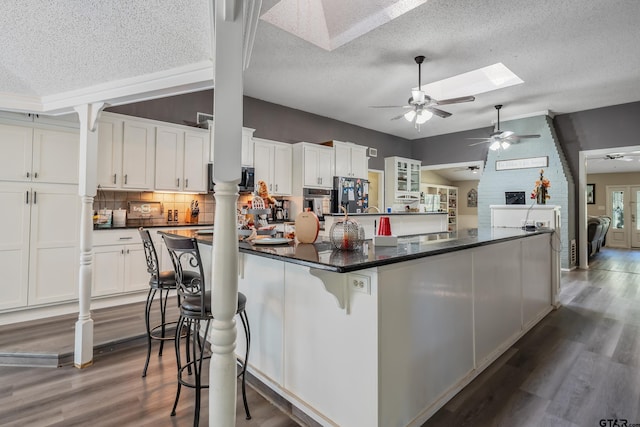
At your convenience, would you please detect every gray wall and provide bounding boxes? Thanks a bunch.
[411,127,494,167]
[554,100,640,179]
[107,90,411,170]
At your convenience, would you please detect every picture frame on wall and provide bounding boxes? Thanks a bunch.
[586,183,595,204]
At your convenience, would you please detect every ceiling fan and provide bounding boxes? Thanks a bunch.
[370,55,475,131]
[590,153,640,162]
[448,165,482,174]
[468,105,540,150]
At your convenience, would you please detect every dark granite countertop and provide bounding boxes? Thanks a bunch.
[94,221,214,230]
[158,227,553,273]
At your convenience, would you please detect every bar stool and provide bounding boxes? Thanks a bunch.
[163,234,251,426]
[138,228,194,378]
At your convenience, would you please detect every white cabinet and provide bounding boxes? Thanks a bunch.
[208,122,256,167]
[155,126,209,192]
[292,142,334,192]
[241,127,255,167]
[0,183,80,309]
[0,123,79,184]
[97,116,155,190]
[122,120,155,190]
[253,138,292,196]
[329,140,368,179]
[93,229,150,297]
[385,156,421,203]
[0,184,31,310]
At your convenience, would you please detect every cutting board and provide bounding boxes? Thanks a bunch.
[295,211,320,243]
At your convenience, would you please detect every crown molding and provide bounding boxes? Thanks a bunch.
[0,61,215,116]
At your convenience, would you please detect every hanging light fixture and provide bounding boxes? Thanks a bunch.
[416,109,433,124]
[489,140,501,151]
[404,110,416,122]
[404,107,433,124]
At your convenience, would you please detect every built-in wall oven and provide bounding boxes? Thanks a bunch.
[303,188,332,220]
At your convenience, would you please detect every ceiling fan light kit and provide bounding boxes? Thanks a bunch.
[370,55,475,131]
[468,104,541,150]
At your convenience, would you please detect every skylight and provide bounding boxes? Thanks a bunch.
[419,63,523,100]
[261,0,428,51]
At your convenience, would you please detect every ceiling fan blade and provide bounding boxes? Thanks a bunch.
[390,113,406,121]
[426,106,452,118]
[467,137,493,140]
[517,134,541,139]
[468,141,490,146]
[369,105,411,109]
[435,95,476,105]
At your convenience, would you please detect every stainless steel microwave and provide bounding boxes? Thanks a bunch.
[208,164,255,193]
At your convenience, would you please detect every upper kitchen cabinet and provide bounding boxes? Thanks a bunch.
[253,138,292,196]
[97,114,155,190]
[324,140,368,179]
[155,126,209,193]
[385,156,421,203]
[208,122,256,167]
[0,123,79,184]
[292,142,334,193]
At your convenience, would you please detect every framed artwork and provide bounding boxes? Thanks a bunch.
[586,183,595,204]
[467,188,477,207]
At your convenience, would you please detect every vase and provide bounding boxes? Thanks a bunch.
[536,186,546,204]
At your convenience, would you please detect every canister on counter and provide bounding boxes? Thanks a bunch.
[168,209,173,222]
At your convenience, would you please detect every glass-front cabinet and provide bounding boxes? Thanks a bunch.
[384,156,422,204]
[409,162,421,193]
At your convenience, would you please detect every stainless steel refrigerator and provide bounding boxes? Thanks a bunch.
[332,176,369,214]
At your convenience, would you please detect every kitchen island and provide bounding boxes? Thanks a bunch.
[162,228,558,427]
[322,211,447,239]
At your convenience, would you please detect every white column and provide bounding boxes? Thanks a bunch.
[209,0,261,424]
[73,102,105,369]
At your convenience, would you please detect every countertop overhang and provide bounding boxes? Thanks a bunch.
[159,227,553,273]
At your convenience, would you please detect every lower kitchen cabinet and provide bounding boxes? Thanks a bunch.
[93,229,150,297]
[0,183,80,310]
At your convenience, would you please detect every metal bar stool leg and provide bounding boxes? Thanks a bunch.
[158,288,170,356]
[142,288,156,377]
[239,309,252,420]
[171,315,186,417]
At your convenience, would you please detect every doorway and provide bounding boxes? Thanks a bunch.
[606,185,627,248]
[579,145,640,268]
[606,185,640,248]
[367,169,384,212]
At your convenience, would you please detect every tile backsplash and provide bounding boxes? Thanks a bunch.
[94,191,216,224]
[93,191,265,225]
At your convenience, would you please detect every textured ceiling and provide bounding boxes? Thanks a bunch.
[0,0,639,145]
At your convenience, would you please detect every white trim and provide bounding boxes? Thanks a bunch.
[421,160,484,171]
[0,61,215,116]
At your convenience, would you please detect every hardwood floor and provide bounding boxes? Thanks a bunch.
[0,299,302,427]
[2,247,640,426]
[424,247,640,427]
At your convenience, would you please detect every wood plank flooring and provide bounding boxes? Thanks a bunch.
[2,247,640,426]
[0,298,304,426]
